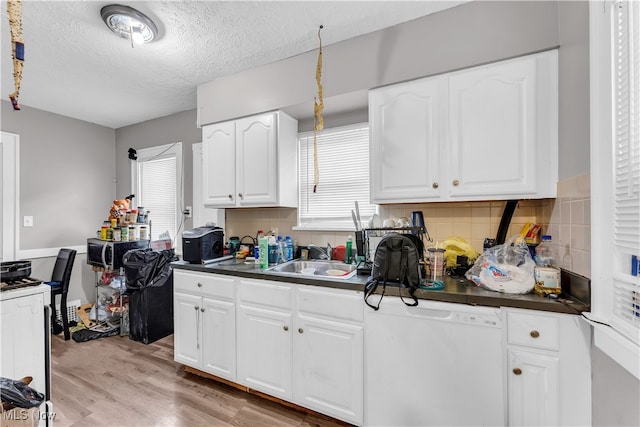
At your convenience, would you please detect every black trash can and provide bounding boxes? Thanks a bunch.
[123,248,178,344]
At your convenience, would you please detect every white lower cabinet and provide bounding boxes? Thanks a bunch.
[294,287,364,424]
[174,272,364,425]
[173,269,591,427]
[236,278,294,400]
[1,287,50,427]
[507,349,559,426]
[174,270,236,382]
[503,308,591,426]
[236,278,364,425]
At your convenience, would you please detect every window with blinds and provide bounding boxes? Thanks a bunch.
[612,0,640,343]
[298,123,377,229]
[133,142,183,246]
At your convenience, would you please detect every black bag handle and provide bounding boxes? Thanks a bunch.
[398,246,418,307]
[364,278,386,310]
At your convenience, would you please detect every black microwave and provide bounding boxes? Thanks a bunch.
[86,238,149,271]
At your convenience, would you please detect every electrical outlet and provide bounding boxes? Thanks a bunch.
[184,206,192,218]
[23,216,33,227]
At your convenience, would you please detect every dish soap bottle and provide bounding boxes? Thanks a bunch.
[534,235,561,295]
[345,235,353,264]
[285,235,294,261]
[258,231,269,269]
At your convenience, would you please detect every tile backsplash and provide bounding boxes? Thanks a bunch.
[224,173,590,278]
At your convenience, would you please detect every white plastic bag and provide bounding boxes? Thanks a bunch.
[465,236,535,294]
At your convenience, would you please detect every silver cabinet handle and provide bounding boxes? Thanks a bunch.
[228,194,233,199]
[452,179,460,186]
[298,328,304,334]
[432,182,439,189]
[195,307,200,349]
[530,330,540,338]
[283,325,289,331]
[194,306,199,311]
[513,368,522,375]
[200,308,205,312]
[197,283,202,288]
[238,193,244,199]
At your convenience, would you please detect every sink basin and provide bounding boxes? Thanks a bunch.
[269,260,357,279]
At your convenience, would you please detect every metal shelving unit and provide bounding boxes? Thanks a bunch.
[92,267,127,336]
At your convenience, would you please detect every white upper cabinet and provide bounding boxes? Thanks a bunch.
[369,50,558,203]
[369,77,446,202]
[202,121,236,207]
[202,111,298,208]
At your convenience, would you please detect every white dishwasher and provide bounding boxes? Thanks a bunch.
[365,296,505,426]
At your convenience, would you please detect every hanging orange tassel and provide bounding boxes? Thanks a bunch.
[7,0,24,110]
[313,25,324,193]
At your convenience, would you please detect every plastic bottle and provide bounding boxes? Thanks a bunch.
[258,231,269,269]
[276,235,286,263]
[534,235,561,295]
[345,235,353,264]
[255,230,264,262]
[285,235,294,261]
[268,235,278,265]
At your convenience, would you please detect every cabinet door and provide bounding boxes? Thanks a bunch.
[369,77,445,203]
[0,294,46,398]
[507,349,559,426]
[294,315,363,425]
[448,56,538,198]
[202,122,236,207]
[237,305,293,400]
[236,113,278,206]
[173,292,202,368]
[201,297,236,381]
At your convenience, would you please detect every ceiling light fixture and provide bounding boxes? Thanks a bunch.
[100,4,158,47]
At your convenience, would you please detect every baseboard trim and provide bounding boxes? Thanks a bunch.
[17,245,86,259]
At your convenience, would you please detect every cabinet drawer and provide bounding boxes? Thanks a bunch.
[174,270,235,300]
[237,278,292,310]
[297,286,363,323]
[507,311,559,351]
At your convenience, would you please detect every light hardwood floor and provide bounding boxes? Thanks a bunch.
[50,333,348,427]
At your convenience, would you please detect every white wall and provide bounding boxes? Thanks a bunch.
[0,100,116,304]
[198,0,560,125]
[114,109,202,233]
[557,1,591,180]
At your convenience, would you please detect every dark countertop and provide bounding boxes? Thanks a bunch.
[172,259,589,315]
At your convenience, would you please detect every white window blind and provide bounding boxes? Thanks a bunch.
[612,0,640,343]
[298,123,376,229]
[133,143,183,247]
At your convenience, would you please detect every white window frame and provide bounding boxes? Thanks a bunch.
[131,142,184,253]
[295,123,377,231]
[1,131,19,261]
[589,0,640,379]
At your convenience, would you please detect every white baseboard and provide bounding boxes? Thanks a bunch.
[17,245,86,259]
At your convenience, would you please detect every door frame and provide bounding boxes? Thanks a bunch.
[1,131,19,261]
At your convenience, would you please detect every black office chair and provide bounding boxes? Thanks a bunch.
[46,248,77,341]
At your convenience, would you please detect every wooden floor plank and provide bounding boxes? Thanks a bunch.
[50,333,349,427]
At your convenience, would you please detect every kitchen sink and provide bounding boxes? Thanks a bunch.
[268,260,357,279]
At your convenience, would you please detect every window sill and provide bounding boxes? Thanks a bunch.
[585,315,640,380]
[293,225,355,233]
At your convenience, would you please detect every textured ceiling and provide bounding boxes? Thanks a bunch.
[1,1,467,129]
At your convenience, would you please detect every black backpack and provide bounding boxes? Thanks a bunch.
[364,232,422,310]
